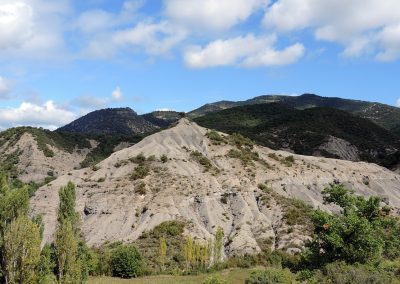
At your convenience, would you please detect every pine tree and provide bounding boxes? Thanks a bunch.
[3,215,41,284]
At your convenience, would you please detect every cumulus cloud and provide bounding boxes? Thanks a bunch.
[165,0,269,31]
[0,2,33,50]
[0,0,68,59]
[73,1,144,34]
[263,0,400,60]
[0,76,12,99]
[184,34,304,68]
[84,20,187,58]
[0,101,77,130]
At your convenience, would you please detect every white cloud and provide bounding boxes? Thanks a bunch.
[83,20,186,58]
[0,2,33,49]
[0,101,77,130]
[184,34,304,68]
[156,108,175,112]
[73,1,144,34]
[0,76,12,99]
[263,0,400,60]
[396,98,400,107]
[0,0,69,59]
[376,23,400,61]
[112,21,187,55]
[112,87,123,101]
[165,0,269,31]
[74,9,117,34]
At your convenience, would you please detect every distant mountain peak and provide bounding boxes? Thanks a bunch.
[58,107,156,136]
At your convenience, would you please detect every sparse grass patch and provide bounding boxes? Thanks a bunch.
[281,156,295,167]
[135,182,147,195]
[227,133,254,149]
[190,151,212,171]
[130,153,147,164]
[226,148,259,166]
[131,165,150,180]
[206,130,227,145]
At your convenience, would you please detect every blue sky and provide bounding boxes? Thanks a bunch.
[0,0,399,129]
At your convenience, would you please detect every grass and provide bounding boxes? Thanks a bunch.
[190,151,212,171]
[89,268,255,284]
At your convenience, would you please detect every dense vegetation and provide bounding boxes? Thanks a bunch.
[58,108,154,135]
[190,93,400,132]
[195,103,400,168]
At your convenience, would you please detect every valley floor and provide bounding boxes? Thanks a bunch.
[88,268,254,284]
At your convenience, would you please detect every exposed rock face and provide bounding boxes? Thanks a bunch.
[30,119,400,256]
[319,136,360,161]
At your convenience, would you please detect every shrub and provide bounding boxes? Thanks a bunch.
[160,154,168,163]
[131,165,150,180]
[202,275,228,284]
[227,148,259,166]
[303,184,386,268]
[134,182,146,195]
[111,245,144,278]
[152,221,185,237]
[311,261,395,284]
[130,153,146,164]
[281,156,295,167]
[228,133,254,149]
[191,151,212,171]
[245,268,296,284]
[206,130,226,145]
[268,153,280,161]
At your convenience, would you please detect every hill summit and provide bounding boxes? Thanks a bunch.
[58,108,157,135]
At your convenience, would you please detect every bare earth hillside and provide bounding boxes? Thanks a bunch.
[30,119,400,257]
[1,132,92,183]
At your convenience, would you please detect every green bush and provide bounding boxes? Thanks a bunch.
[245,268,296,284]
[134,182,146,195]
[160,154,168,163]
[131,165,150,180]
[191,151,212,171]
[228,133,254,149]
[226,148,259,166]
[202,275,228,284]
[130,153,146,164]
[311,261,396,284]
[281,155,295,167]
[302,184,391,268]
[111,245,144,278]
[151,221,185,237]
[206,130,226,145]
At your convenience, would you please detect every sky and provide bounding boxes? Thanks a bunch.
[0,0,400,130]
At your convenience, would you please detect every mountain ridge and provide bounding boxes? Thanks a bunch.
[189,93,400,132]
